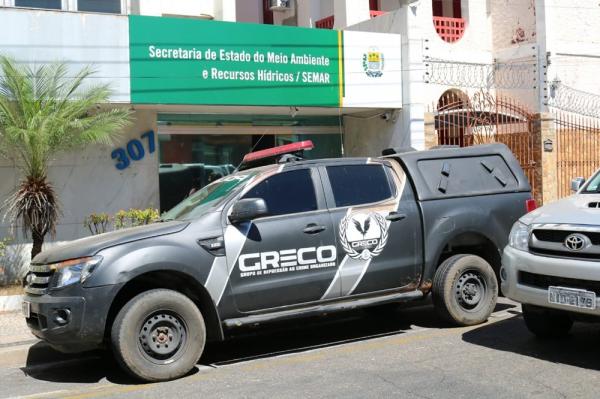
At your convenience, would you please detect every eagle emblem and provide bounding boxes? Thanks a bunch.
[353,217,371,238]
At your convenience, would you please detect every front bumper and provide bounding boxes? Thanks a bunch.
[23,284,117,353]
[502,245,600,317]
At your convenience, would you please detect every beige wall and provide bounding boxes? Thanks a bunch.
[235,0,262,23]
[344,111,411,157]
[333,0,370,28]
[491,0,536,51]
[544,0,600,99]
[379,0,401,11]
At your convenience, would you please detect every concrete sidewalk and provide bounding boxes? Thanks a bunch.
[0,310,36,347]
[0,295,23,313]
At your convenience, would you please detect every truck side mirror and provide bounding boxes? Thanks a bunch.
[229,198,269,224]
[571,177,586,192]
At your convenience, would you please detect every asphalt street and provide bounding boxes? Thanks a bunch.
[2,298,600,399]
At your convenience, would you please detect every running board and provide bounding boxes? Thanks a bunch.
[223,290,424,329]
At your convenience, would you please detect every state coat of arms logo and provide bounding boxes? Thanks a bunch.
[339,212,389,260]
[362,47,384,78]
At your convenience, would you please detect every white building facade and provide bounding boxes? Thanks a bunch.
[0,0,598,279]
[0,1,405,279]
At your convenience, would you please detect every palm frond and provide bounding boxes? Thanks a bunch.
[0,55,132,250]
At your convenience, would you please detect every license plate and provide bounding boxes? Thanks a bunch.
[22,301,30,318]
[548,286,596,310]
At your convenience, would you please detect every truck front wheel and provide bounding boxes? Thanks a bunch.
[111,289,206,382]
[522,304,573,338]
[433,254,498,326]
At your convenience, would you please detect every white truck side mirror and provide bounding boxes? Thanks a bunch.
[571,177,586,192]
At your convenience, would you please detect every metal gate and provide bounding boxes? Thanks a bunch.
[555,112,600,198]
[434,90,538,201]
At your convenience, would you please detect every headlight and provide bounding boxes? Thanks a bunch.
[508,221,530,251]
[51,256,103,288]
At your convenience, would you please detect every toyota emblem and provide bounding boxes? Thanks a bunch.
[564,233,589,251]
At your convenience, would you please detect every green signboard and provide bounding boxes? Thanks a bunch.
[129,15,341,107]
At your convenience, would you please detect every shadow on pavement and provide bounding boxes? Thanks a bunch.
[22,343,139,385]
[22,299,515,385]
[462,315,600,371]
[199,298,494,366]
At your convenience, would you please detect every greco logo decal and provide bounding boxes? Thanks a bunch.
[238,245,337,278]
[339,212,388,260]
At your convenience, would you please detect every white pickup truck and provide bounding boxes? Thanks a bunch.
[502,171,600,338]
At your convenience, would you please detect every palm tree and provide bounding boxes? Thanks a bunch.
[0,56,131,259]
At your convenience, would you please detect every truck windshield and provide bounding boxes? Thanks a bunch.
[162,174,254,220]
[582,171,600,193]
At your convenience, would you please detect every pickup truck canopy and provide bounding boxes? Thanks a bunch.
[390,144,531,201]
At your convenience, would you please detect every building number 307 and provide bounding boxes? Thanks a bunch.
[111,130,155,170]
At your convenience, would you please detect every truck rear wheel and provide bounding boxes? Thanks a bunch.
[433,254,498,326]
[522,304,573,339]
[111,289,206,382]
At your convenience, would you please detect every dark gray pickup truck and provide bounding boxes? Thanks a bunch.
[23,143,532,382]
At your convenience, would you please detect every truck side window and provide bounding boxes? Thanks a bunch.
[326,164,393,207]
[242,169,317,216]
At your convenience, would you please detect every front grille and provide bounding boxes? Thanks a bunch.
[532,229,600,245]
[519,271,600,295]
[588,202,600,208]
[24,264,54,295]
[530,228,600,260]
[529,248,600,260]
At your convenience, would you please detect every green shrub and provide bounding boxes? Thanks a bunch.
[0,239,5,257]
[128,208,160,227]
[114,209,128,230]
[116,208,160,229]
[84,213,111,235]
[0,236,9,258]
[85,208,160,234]
[0,236,16,286]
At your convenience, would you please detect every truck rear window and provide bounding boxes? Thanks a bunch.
[326,164,393,207]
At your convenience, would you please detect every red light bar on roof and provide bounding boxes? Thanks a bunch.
[242,140,314,163]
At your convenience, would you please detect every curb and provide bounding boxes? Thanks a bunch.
[0,295,23,313]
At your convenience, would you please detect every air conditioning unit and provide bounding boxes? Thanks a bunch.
[269,0,290,11]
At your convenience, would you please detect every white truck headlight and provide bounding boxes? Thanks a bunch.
[508,221,530,251]
[51,256,103,288]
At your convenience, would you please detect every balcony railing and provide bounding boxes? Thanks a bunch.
[370,10,386,18]
[433,16,465,43]
[315,15,334,29]
[315,10,386,29]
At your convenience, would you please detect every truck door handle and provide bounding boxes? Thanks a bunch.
[386,212,407,222]
[303,224,326,234]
